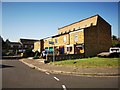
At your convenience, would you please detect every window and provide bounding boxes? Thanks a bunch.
[67,47,72,52]
[11,45,13,48]
[67,47,69,51]
[70,47,72,52]
[19,45,21,48]
[63,36,66,43]
[31,45,33,48]
[25,45,27,48]
[74,34,78,42]
[55,38,58,44]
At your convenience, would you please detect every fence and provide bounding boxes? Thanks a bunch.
[46,54,85,62]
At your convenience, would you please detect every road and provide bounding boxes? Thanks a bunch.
[2,59,119,89]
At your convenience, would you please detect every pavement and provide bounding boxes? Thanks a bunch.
[19,58,120,76]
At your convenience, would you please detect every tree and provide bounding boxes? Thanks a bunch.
[112,35,120,47]
[112,35,117,40]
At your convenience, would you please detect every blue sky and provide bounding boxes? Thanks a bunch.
[2,2,118,41]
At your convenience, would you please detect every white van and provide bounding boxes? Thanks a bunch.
[109,47,120,53]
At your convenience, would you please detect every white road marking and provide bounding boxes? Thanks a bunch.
[62,85,67,90]
[53,76,60,81]
[45,72,50,75]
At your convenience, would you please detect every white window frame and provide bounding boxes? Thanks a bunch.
[63,36,66,43]
[74,34,78,42]
[55,38,58,44]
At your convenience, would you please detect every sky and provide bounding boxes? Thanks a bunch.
[1,2,119,42]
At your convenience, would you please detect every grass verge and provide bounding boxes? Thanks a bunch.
[50,57,120,68]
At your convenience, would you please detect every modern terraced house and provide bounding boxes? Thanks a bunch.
[34,14,112,58]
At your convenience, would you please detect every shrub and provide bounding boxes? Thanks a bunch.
[23,49,34,57]
[33,55,39,59]
[33,50,40,59]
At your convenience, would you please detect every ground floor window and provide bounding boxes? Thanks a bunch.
[67,47,72,52]
[75,44,84,54]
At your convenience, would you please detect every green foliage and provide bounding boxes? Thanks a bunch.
[112,41,120,47]
[23,48,34,57]
[25,48,32,53]
[112,35,117,40]
[33,50,40,59]
[5,52,14,56]
[33,55,39,59]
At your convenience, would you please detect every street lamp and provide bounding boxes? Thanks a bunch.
[49,41,55,64]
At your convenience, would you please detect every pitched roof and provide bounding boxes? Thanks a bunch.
[19,38,39,42]
[9,42,21,45]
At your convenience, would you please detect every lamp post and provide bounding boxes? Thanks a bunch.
[49,41,55,64]
[53,45,55,63]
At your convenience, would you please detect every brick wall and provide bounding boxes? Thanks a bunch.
[84,16,111,57]
[97,16,112,53]
[84,26,98,57]
[34,41,40,52]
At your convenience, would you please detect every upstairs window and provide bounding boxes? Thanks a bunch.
[19,45,21,48]
[63,36,66,43]
[55,38,58,44]
[25,45,27,48]
[74,34,78,42]
[11,45,13,48]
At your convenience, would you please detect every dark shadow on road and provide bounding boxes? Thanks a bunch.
[2,59,19,60]
[0,64,14,68]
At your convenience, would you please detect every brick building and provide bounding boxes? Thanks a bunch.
[19,38,39,52]
[34,14,111,57]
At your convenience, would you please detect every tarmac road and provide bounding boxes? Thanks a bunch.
[2,59,119,89]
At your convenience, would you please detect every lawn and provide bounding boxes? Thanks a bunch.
[50,57,120,68]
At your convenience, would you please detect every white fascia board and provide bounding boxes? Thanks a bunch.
[66,44,74,47]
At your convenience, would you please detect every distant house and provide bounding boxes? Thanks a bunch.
[0,37,10,55]
[19,38,39,52]
[34,39,44,53]
[112,38,120,47]
[37,14,111,57]
[5,40,22,54]
[0,36,3,58]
